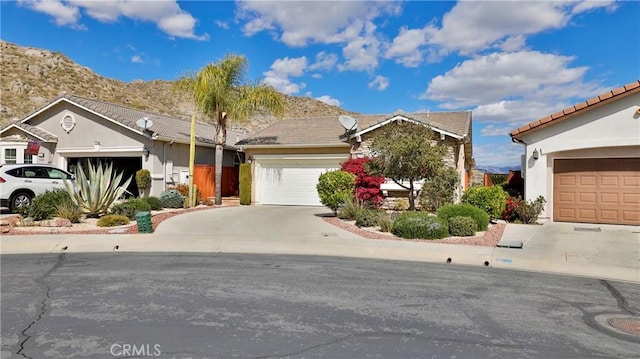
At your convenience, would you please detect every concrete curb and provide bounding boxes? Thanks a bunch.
[2,226,638,284]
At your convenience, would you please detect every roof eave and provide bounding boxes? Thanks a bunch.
[238,143,351,149]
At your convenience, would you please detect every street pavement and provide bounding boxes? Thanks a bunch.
[1,206,639,283]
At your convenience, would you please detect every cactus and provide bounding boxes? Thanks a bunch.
[160,189,184,208]
[64,162,132,218]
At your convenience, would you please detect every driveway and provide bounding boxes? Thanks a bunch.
[155,205,362,240]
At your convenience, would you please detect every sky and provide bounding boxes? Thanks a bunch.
[1,0,638,169]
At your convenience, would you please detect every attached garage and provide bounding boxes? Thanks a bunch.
[254,155,349,206]
[511,80,640,225]
[554,158,640,225]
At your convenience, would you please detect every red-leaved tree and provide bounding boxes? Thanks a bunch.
[341,157,385,207]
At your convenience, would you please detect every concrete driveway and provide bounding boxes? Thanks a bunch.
[155,205,362,240]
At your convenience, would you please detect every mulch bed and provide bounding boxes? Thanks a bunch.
[5,206,218,235]
[323,216,506,247]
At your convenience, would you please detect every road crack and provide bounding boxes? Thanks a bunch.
[599,280,638,316]
[16,253,66,359]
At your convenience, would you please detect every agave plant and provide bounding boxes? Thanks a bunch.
[64,162,133,217]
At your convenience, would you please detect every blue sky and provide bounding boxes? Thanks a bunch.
[2,1,638,168]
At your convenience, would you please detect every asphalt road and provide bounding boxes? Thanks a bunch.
[2,253,639,359]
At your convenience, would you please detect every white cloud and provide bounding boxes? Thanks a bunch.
[309,51,338,71]
[315,95,341,107]
[18,0,83,28]
[422,50,609,127]
[263,56,308,95]
[421,1,618,57]
[368,75,389,91]
[237,1,399,46]
[19,0,208,40]
[479,124,516,137]
[385,26,429,67]
[215,20,230,30]
[131,55,144,64]
[237,1,399,72]
[311,74,322,79]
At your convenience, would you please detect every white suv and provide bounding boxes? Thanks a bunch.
[0,164,76,211]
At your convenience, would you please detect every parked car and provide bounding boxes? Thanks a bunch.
[0,164,76,211]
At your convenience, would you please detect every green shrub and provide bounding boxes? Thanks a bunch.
[239,163,252,205]
[143,196,163,210]
[337,197,364,220]
[316,170,355,215]
[515,196,546,224]
[111,198,152,219]
[135,169,151,196]
[437,204,490,231]
[28,190,73,221]
[97,214,130,227]
[160,189,184,208]
[391,212,449,240]
[355,208,385,228]
[377,213,394,233]
[56,201,83,223]
[419,166,459,211]
[448,216,477,237]
[461,185,507,219]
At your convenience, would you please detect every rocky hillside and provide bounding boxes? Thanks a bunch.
[0,40,355,133]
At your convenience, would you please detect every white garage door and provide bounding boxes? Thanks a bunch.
[255,155,348,206]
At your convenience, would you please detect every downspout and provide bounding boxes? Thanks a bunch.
[163,142,167,192]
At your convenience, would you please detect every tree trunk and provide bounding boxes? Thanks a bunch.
[408,179,416,211]
[214,121,226,206]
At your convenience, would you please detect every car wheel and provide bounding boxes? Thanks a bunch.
[10,191,32,211]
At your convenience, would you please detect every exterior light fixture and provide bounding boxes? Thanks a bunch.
[143,147,150,159]
[532,148,540,160]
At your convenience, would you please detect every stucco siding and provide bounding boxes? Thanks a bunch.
[517,93,640,221]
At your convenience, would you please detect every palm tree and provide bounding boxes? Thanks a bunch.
[174,54,285,205]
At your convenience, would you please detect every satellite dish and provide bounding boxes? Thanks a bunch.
[338,115,358,131]
[136,117,154,129]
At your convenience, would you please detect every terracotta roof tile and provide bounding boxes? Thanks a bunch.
[511,80,640,138]
[586,96,600,106]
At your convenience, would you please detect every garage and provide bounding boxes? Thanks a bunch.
[554,158,640,225]
[254,155,348,206]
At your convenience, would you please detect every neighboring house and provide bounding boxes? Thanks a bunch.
[0,93,245,198]
[237,112,474,206]
[510,80,640,226]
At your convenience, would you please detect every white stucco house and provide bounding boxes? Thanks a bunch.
[510,80,639,226]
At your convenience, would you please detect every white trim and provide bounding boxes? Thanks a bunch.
[20,97,146,137]
[0,123,53,142]
[253,154,349,161]
[56,146,144,154]
[241,143,350,149]
[350,115,464,140]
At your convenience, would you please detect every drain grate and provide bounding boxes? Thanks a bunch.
[608,318,640,336]
[574,226,601,232]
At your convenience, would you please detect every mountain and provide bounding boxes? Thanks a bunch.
[0,40,355,133]
[475,166,521,174]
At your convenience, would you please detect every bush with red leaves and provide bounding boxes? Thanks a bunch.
[341,157,385,207]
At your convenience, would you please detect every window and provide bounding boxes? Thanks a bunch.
[24,152,33,164]
[4,148,16,164]
[60,114,76,133]
[47,168,71,179]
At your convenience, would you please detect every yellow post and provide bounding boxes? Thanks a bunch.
[188,114,196,208]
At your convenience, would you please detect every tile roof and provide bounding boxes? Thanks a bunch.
[23,93,246,147]
[237,111,471,146]
[510,80,640,138]
[0,122,58,142]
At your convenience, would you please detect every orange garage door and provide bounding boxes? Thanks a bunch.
[554,158,640,225]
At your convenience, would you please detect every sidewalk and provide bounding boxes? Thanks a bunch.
[1,207,638,284]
